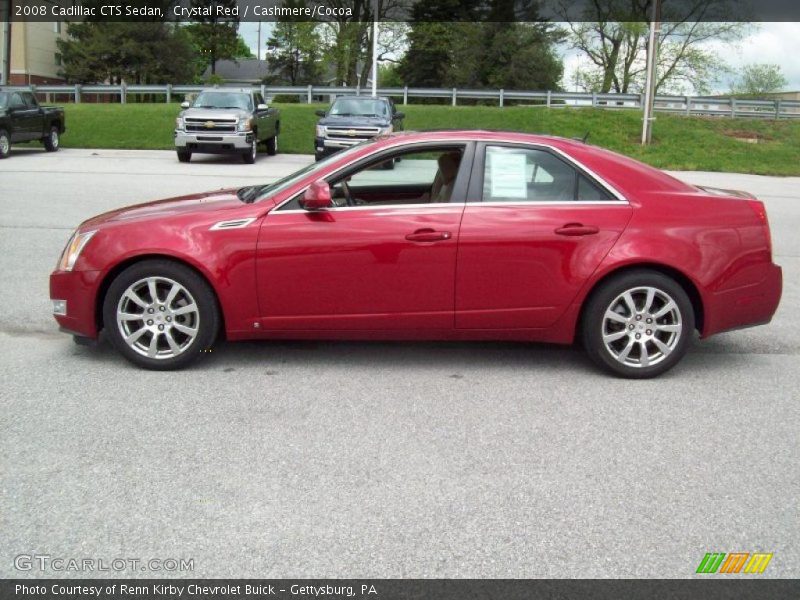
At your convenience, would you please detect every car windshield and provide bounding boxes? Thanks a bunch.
[192,91,252,110]
[237,142,376,204]
[0,93,7,108]
[329,98,389,117]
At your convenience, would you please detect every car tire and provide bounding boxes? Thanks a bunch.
[0,128,11,158]
[43,126,60,152]
[582,270,695,379]
[102,259,220,371]
[266,134,278,156]
[242,138,256,164]
[315,152,325,162]
[177,149,191,163]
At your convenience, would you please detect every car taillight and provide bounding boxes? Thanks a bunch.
[747,199,772,258]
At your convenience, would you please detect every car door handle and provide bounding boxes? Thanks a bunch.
[555,223,600,236]
[406,229,452,242]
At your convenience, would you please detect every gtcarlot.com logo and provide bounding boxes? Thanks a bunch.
[14,554,194,573]
[696,552,773,574]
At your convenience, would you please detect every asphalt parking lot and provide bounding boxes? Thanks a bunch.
[1,147,798,578]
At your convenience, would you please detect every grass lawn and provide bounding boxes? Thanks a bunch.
[56,102,800,176]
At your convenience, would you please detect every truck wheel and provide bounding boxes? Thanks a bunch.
[177,149,191,163]
[0,129,9,159]
[266,134,278,156]
[242,138,256,164]
[43,126,60,152]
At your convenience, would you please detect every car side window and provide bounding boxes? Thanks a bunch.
[22,93,38,108]
[254,93,265,107]
[10,93,25,109]
[279,145,466,210]
[482,145,612,202]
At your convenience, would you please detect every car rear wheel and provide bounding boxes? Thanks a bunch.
[266,134,278,156]
[103,260,220,370]
[43,126,60,152]
[242,138,256,164]
[0,129,10,158]
[582,270,694,378]
[176,148,191,162]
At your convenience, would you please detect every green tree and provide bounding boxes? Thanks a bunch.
[265,22,324,85]
[398,21,562,91]
[57,22,195,84]
[732,64,788,97]
[183,0,241,75]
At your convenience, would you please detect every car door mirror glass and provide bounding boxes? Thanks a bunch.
[180,101,190,109]
[394,112,405,120]
[300,180,333,210]
[257,103,268,111]
[315,109,327,117]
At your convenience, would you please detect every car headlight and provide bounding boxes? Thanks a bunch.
[316,125,326,137]
[237,118,254,132]
[175,116,184,130]
[58,230,96,271]
[380,125,393,135]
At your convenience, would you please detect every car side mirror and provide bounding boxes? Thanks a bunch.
[300,180,333,211]
[394,111,405,120]
[257,103,268,111]
[315,109,327,117]
[180,101,190,109]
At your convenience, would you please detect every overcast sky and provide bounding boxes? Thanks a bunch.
[240,21,800,94]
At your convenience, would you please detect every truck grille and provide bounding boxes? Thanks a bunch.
[185,117,237,133]
[325,126,382,141]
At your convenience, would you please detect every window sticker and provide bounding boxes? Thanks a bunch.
[488,150,528,199]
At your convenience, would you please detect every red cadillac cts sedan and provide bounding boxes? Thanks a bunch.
[50,131,782,377]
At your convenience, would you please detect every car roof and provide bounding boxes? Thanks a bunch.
[199,88,252,94]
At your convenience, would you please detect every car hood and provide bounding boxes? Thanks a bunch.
[180,107,249,121]
[80,189,247,228]
[318,115,390,127]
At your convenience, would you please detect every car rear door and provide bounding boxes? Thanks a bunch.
[255,142,474,331]
[455,142,633,330]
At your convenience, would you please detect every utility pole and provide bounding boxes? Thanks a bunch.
[371,0,378,97]
[1,0,11,85]
[257,22,261,61]
[641,0,661,145]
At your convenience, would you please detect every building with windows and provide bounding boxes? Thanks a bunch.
[3,22,67,86]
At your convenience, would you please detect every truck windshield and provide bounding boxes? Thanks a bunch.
[329,98,389,117]
[192,92,252,111]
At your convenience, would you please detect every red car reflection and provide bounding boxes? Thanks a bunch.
[50,131,782,377]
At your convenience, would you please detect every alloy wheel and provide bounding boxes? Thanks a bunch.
[601,286,683,368]
[116,276,200,359]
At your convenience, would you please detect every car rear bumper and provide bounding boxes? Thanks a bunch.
[49,269,102,339]
[175,130,253,152]
[702,263,782,337]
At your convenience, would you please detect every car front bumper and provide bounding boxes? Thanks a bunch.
[175,130,253,153]
[314,136,371,157]
[50,269,103,339]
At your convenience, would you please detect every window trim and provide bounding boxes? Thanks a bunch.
[273,140,476,213]
[468,141,628,205]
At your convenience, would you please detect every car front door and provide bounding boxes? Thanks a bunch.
[252,92,272,139]
[22,93,44,138]
[255,143,474,331]
[455,143,633,330]
[8,93,32,141]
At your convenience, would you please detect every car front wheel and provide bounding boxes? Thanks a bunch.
[242,137,256,164]
[0,129,10,158]
[582,270,695,378]
[102,260,220,370]
[44,126,60,152]
[177,148,191,162]
[266,134,278,156]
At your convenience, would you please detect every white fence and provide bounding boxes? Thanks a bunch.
[5,83,799,119]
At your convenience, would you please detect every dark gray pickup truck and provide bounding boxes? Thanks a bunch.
[0,89,65,159]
